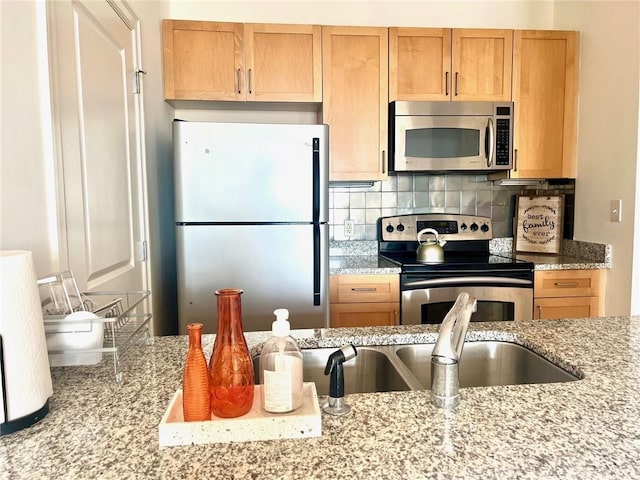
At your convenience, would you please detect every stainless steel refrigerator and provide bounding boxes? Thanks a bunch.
[174,120,329,333]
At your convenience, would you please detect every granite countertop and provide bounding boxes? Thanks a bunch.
[329,254,401,275]
[3,317,640,479]
[329,239,611,275]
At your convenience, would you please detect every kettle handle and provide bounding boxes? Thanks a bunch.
[417,228,439,244]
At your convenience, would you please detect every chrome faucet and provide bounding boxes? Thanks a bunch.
[430,292,477,409]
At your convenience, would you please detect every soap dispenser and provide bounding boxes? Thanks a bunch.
[259,309,303,413]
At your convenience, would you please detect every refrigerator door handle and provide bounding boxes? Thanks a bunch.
[312,137,320,224]
[313,224,321,306]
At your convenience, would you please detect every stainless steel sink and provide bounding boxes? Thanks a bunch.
[394,341,580,388]
[253,347,413,395]
[253,341,579,395]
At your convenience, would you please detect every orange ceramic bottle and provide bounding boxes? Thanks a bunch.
[182,323,211,421]
[208,289,255,418]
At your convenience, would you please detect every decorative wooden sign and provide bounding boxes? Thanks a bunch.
[514,195,564,254]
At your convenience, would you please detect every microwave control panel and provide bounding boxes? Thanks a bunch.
[495,118,511,166]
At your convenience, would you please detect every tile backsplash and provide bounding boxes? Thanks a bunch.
[329,173,575,241]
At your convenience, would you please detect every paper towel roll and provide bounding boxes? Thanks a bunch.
[0,251,53,424]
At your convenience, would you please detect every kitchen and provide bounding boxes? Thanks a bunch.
[2,0,639,332]
[1,0,640,478]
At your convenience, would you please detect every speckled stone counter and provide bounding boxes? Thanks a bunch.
[329,255,400,275]
[330,239,611,274]
[3,317,640,479]
[491,237,612,271]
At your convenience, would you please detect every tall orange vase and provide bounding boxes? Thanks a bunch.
[182,323,211,421]
[208,289,254,418]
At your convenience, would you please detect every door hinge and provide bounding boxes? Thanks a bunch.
[135,240,147,262]
[134,69,147,94]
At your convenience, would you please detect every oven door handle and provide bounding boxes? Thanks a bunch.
[404,276,533,288]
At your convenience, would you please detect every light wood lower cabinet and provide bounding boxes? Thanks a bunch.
[329,274,399,328]
[534,269,606,320]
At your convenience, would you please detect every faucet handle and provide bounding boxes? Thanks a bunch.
[432,293,477,361]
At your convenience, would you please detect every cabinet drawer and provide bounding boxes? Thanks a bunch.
[330,274,399,303]
[534,269,606,298]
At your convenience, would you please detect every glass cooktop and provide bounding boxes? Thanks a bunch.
[379,251,534,273]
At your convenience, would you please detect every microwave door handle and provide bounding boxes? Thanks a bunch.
[486,117,495,167]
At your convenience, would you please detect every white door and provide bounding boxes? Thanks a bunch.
[48,0,148,294]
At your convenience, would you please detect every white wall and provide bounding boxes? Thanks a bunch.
[0,0,64,275]
[129,0,178,334]
[168,0,553,28]
[553,1,640,315]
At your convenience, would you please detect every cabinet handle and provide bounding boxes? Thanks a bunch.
[394,310,398,325]
[445,72,449,96]
[554,281,581,287]
[455,72,459,96]
[248,68,252,94]
[351,287,377,292]
[381,151,386,174]
[236,68,241,94]
[537,305,542,319]
[514,148,518,172]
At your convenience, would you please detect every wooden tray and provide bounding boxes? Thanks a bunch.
[159,383,321,447]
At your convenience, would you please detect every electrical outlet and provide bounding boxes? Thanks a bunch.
[344,219,355,237]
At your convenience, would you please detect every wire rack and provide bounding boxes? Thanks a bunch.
[43,290,152,382]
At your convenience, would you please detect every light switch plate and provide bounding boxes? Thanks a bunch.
[610,199,622,222]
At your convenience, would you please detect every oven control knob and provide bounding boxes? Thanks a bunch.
[396,224,405,232]
[460,223,468,231]
[481,223,490,233]
[470,223,479,232]
[386,224,394,233]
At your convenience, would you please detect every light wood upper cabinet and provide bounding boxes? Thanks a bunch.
[389,28,451,101]
[162,20,321,102]
[322,26,389,181]
[390,28,512,102]
[163,20,243,101]
[244,24,322,102]
[511,30,579,179]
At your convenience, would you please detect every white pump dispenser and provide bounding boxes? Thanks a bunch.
[259,308,303,413]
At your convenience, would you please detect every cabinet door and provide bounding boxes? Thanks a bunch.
[322,26,388,181]
[512,30,579,178]
[330,303,399,328]
[163,20,244,101]
[244,24,322,102]
[389,27,451,101]
[452,29,513,101]
[534,297,601,320]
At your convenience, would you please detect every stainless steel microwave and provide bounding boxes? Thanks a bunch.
[389,101,514,173]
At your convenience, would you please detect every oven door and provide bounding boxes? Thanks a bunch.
[401,274,533,325]
[393,115,491,172]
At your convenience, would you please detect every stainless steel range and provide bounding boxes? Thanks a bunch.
[378,214,534,325]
